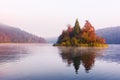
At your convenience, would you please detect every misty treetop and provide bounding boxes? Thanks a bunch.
[54,19,108,47]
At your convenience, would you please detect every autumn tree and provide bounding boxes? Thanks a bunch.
[54,19,107,47]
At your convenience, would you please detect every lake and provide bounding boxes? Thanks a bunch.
[0,44,120,80]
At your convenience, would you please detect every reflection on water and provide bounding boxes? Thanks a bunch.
[100,45,120,63]
[0,44,120,80]
[0,44,28,64]
[58,47,105,74]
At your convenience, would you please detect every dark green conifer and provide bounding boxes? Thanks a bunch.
[73,19,81,36]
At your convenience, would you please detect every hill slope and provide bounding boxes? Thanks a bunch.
[0,24,46,43]
[46,37,57,43]
[96,26,120,44]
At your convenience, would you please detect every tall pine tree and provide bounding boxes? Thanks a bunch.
[73,19,81,36]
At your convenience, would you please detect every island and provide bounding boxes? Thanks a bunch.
[54,19,108,47]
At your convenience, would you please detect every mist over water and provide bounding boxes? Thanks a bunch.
[0,44,120,80]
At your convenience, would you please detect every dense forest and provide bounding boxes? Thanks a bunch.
[0,24,46,43]
[54,19,107,47]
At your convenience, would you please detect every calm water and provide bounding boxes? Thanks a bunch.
[0,44,120,80]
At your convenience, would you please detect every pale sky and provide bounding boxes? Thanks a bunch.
[0,0,120,38]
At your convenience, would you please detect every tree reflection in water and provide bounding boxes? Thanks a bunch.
[58,47,105,74]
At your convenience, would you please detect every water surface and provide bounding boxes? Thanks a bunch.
[0,44,120,80]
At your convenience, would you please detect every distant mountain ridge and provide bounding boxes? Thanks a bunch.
[47,26,120,44]
[96,26,120,44]
[0,24,46,43]
[46,37,57,43]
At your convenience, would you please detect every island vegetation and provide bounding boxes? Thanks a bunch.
[54,19,108,47]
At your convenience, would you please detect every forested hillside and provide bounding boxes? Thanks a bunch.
[96,26,120,44]
[0,24,46,43]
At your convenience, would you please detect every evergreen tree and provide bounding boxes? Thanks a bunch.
[73,19,81,36]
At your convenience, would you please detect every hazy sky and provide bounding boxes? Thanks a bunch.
[0,0,120,38]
